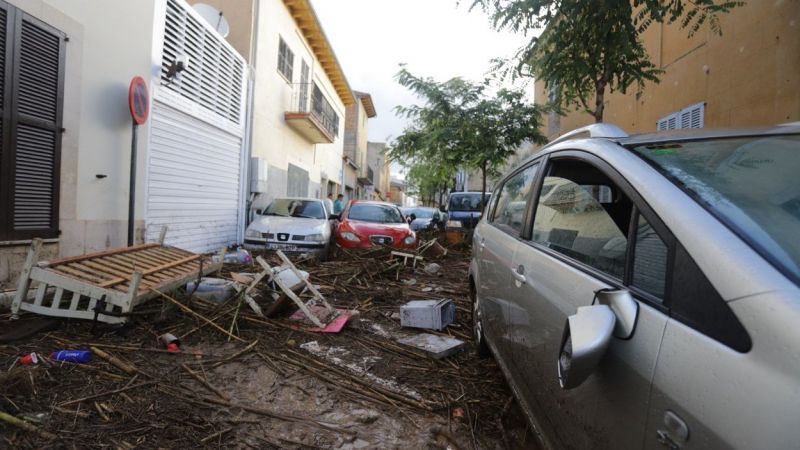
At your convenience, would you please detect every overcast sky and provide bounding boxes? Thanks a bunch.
[310,0,531,145]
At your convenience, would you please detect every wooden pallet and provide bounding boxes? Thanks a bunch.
[11,239,222,324]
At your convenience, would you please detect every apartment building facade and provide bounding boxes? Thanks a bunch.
[342,91,376,201]
[537,1,800,139]
[0,0,249,288]
[367,141,390,201]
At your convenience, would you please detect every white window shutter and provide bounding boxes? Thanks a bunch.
[679,108,692,129]
[667,114,677,130]
[690,103,704,128]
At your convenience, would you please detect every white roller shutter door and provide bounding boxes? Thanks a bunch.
[145,101,242,252]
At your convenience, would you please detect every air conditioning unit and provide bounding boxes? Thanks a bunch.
[250,157,268,193]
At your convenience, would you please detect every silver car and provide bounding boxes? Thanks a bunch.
[244,197,335,258]
[469,123,800,449]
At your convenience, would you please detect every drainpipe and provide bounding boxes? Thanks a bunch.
[241,0,260,235]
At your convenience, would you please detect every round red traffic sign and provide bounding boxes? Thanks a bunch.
[128,76,150,125]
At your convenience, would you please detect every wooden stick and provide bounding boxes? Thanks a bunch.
[0,411,57,440]
[152,288,246,342]
[200,427,233,444]
[181,363,230,401]
[59,381,157,407]
[210,339,259,368]
[90,346,137,375]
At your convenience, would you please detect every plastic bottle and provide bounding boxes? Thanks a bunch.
[50,350,92,363]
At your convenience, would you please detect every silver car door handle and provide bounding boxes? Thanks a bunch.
[510,267,526,284]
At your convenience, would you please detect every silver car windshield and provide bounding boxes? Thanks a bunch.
[264,199,326,219]
[631,135,800,282]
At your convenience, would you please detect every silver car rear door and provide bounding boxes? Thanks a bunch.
[473,162,542,360]
[509,152,671,449]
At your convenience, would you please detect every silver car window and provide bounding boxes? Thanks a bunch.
[532,175,628,279]
[491,163,540,235]
[632,213,668,300]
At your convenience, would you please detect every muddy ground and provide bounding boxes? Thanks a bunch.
[0,243,539,449]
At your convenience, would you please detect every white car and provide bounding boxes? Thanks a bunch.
[244,197,335,259]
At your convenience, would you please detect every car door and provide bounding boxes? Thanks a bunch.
[474,162,541,358]
[508,153,670,449]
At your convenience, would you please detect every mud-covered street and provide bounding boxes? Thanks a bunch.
[1,242,536,449]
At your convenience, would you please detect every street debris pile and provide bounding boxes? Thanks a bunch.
[0,236,534,449]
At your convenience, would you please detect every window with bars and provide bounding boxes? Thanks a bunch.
[160,0,245,125]
[311,83,339,138]
[0,2,66,241]
[657,102,705,131]
[277,37,294,82]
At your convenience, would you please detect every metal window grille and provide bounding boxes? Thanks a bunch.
[311,83,339,137]
[160,0,245,125]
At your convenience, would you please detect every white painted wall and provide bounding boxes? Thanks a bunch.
[250,0,345,202]
[35,0,159,255]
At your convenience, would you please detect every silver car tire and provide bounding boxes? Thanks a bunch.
[471,280,491,358]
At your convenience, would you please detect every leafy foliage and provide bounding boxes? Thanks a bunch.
[470,0,743,122]
[390,67,548,205]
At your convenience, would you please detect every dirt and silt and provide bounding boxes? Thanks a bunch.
[0,239,538,449]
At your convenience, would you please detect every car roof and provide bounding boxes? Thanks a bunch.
[273,197,322,202]
[521,122,800,167]
[350,200,398,206]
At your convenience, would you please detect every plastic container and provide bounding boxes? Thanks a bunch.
[20,352,39,365]
[224,248,253,264]
[400,299,456,331]
[51,350,92,364]
[160,333,181,353]
[186,277,235,303]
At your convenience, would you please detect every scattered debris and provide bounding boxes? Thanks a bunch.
[185,277,234,303]
[159,333,181,353]
[0,237,530,449]
[400,299,456,331]
[51,350,92,363]
[397,333,466,359]
[424,262,442,274]
[11,237,222,324]
[19,352,38,366]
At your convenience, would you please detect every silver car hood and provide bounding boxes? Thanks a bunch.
[247,215,329,235]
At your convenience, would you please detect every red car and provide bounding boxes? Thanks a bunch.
[335,200,417,250]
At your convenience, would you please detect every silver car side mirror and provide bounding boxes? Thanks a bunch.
[558,305,616,389]
[595,289,639,339]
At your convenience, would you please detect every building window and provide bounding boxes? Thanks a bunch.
[311,83,339,137]
[657,102,705,131]
[277,37,294,82]
[161,0,246,124]
[0,4,66,241]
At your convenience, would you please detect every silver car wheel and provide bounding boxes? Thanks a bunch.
[472,282,490,357]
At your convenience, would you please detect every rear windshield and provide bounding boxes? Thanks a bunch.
[406,208,434,219]
[631,135,800,282]
[347,204,405,224]
[264,199,326,219]
[448,193,489,212]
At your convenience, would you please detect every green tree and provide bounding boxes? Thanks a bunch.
[471,0,742,122]
[390,67,548,207]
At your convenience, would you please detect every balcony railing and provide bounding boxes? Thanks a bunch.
[287,82,339,142]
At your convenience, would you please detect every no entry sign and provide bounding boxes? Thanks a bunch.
[128,76,150,125]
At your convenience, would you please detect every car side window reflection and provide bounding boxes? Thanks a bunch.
[531,161,632,279]
[632,213,668,300]
[490,163,540,235]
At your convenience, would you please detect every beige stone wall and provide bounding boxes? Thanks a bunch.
[537,1,800,140]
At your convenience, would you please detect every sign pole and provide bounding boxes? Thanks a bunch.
[127,76,150,247]
[127,121,138,246]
